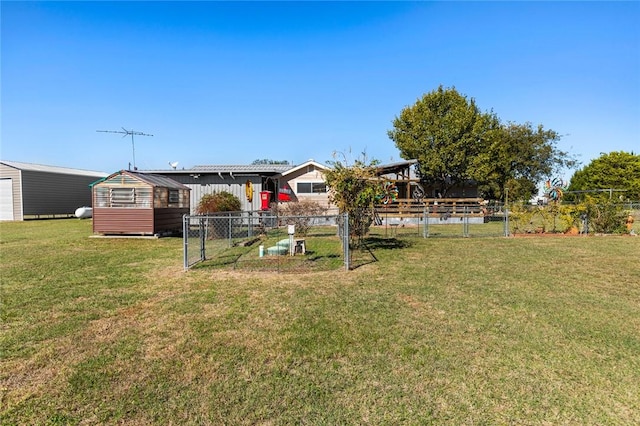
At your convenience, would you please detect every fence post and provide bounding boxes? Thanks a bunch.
[504,208,510,237]
[343,213,350,271]
[424,205,430,238]
[183,214,189,271]
[199,217,206,261]
[463,207,470,237]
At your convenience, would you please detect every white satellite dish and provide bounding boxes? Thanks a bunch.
[168,161,179,170]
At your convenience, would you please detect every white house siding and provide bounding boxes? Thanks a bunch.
[281,164,331,208]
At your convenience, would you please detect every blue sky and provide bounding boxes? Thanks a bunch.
[2,1,639,182]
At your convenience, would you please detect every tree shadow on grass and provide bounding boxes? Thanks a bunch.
[350,236,413,269]
[361,236,413,250]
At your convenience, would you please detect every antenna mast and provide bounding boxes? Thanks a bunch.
[96,127,153,170]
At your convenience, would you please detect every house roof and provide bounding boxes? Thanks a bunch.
[1,160,108,177]
[191,164,293,174]
[141,164,293,175]
[375,159,418,176]
[280,160,329,177]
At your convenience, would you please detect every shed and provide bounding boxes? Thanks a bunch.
[0,160,108,221]
[92,170,190,236]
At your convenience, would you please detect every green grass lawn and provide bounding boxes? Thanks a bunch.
[1,219,639,424]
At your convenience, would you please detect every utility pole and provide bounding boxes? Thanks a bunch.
[96,128,153,170]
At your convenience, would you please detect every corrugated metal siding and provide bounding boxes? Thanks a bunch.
[0,164,23,220]
[168,174,265,213]
[93,208,154,235]
[21,170,97,216]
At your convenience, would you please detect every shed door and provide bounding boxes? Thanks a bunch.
[0,178,14,221]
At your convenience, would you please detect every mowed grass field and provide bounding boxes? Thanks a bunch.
[1,219,639,425]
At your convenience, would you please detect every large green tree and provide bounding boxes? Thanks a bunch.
[388,86,576,201]
[567,151,640,201]
[388,86,492,197]
[475,122,575,201]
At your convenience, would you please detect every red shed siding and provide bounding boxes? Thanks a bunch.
[153,208,189,234]
[93,208,154,235]
[93,208,188,235]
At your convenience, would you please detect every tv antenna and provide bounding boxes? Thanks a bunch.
[96,127,153,170]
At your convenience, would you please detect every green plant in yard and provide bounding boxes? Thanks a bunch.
[195,192,242,239]
[508,202,537,233]
[558,203,589,233]
[583,197,628,233]
[196,191,241,214]
[323,152,382,244]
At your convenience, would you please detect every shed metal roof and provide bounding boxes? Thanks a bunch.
[1,160,108,177]
[98,170,190,190]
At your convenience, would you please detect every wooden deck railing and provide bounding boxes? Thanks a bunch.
[375,198,486,217]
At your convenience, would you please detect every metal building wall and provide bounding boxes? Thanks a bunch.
[21,171,96,216]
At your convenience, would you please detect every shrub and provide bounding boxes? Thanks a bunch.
[323,154,382,244]
[196,192,241,214]
[584,199,627,234]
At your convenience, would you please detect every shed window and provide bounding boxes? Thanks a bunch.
[111,188,135,205]
[105,187,152,208]
[297,182,327,194]
[169,190,180,204]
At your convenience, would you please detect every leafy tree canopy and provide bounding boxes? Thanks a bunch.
[251,159,290,165]
[388,85,577,201]
[567,151,640,201]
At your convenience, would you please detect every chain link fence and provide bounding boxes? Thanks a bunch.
[507,201,639,235]
[183,202,638,272]
[369,205,509,239]
[184,211,349,271]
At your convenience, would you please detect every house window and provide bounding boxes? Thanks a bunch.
[297,182,327,194]
[169,190,180,204]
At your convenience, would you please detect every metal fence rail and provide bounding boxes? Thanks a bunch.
[184,211,349,271]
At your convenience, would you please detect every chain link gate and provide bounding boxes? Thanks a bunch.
[184,211,350,271]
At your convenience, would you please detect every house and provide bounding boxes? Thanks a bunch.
[0,160,108,221]
[277,160,330,207]
[142,160,331,214]
[92,170,190,236]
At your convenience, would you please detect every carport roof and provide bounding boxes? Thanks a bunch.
[1,160,108,177]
